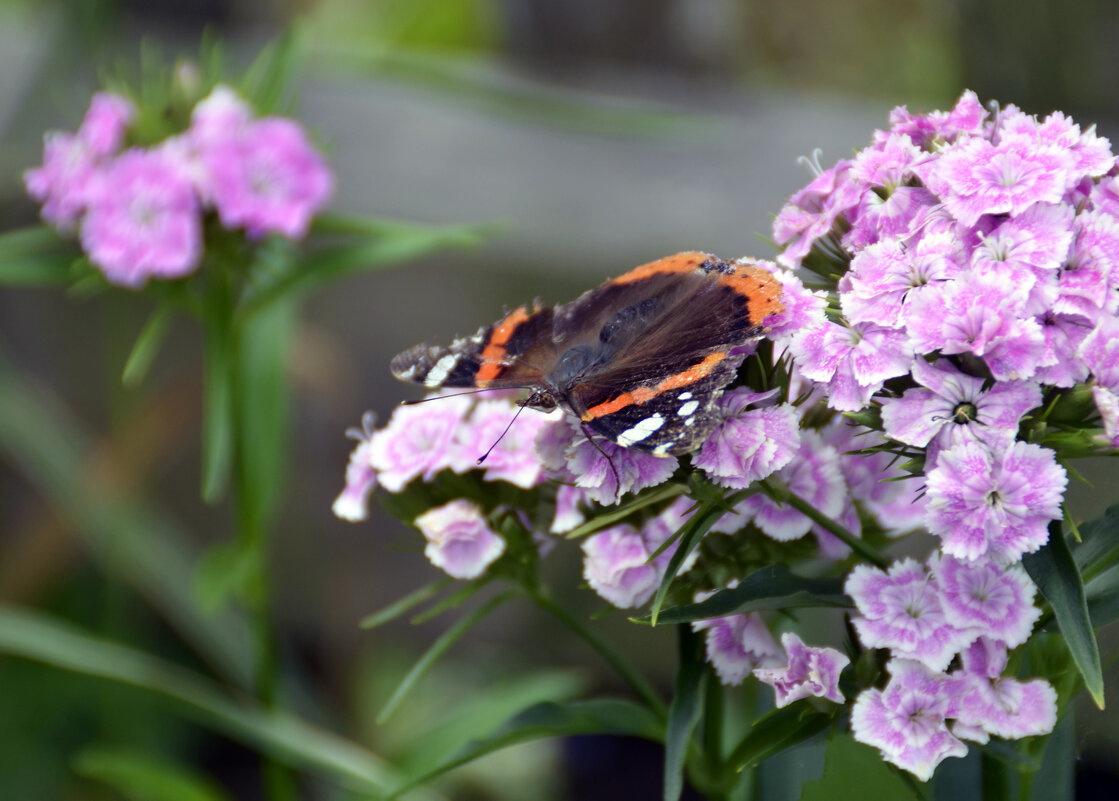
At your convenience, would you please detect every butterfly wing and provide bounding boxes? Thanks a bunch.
[560,261,781,454]
[391,305,558,390]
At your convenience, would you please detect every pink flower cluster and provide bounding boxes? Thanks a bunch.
[778,92,1119,565]
[25,87,332,288]
[844,551,1054,776]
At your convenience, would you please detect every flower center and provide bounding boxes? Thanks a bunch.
[952,402,977,424]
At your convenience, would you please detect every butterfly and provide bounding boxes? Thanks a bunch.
[391,251,783,456]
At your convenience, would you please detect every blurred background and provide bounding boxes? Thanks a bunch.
[1,0,1118,799]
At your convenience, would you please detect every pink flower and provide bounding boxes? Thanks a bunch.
[199,116,333,239]
[692,607,782,685]
[25,133,99,227]
[929,554,1041,647]
[536,417,678,505]
[414,499,505,580]
[582,523,665,609]
[739,430,846,542]
[851,659,968,781]
[753,632,849,707]
[925,441,1067,563]
[369,394,472,492]
[332,413,378,522]
[451,399,556,488]
[948,639,1057,743]
[845,559,973,672]
[78,92,135,156]
[79,146,202,287]
[190,85,253,145]
[692,390,800,489]
[917,136,1074,228]
[789,320,913,412]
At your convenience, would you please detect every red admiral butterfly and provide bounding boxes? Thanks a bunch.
[391,252,784,456]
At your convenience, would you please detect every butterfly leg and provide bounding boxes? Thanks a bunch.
[580,421,621,503]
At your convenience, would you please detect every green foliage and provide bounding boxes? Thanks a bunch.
[73,747,235,801]
[1022,522,1105,708]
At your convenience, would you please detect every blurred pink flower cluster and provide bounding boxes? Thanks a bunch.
[25,86,333,288]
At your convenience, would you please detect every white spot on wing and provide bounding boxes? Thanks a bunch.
[423,353,460,387]
[616,414,664,447]
[396,363,417,379]
[653,442,674,456]
[677,400,699,417]
[677,391,693,401]
[684,417,696,427]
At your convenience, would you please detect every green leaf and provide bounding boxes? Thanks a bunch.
[800,732,924,801]
[564,482,686,540]
[388,698,662,799]
[0,606,438,800]
[726,704,831,773]
[378,590,517,723]
[122,304,174,387]
[73,746,234,801]
[0,348,252,685]
[200,308,233,504]
[392,669,586,777]
[638,565,850,626]
[1084,563,1119,629]
[649,492,746,625]
[239,28,300,114]
[192,539,261,614]
[232,296,295,538]
[361,577,455,629]
[1022,522,1105,708]
[239,218,495,318]
[0,226,78,286]
[664,627,705,801]
[1071,503,1119,581]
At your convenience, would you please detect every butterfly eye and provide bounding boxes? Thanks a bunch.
[523,390,557,412]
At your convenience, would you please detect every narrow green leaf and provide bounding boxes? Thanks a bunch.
[232,296,294,537]
[0,606,439,800]
[122,304,174,387]
[800,733,923,801]
[1071,503,1119,581]
[239,28,300,114]
[201,312,233,504]
[388,699,663,800]
[239,219,495,318]
[361,577,455,629]
[638,565,850,626]
[73,746,234,801]
[378,590,517,723]
[0,226,78,286]
[393,670,587,777]
[564,482,686,540]
[1022,522,1105,709]
[726,704,831,773]
[664,626,705,801]
[192,539,261,614]
[649,493,744,625]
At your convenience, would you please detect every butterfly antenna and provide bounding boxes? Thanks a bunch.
[580,422,621,502]
[477,403,527,465]
[402,387,523,406]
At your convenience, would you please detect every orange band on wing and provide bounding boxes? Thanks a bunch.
[719,266,784,324]
[608,252,711,286]
[475,306,531,385]
[582,351,727,420]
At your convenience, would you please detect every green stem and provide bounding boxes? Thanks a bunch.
[981,751,1011,801]
[759,479,888,568]
[530,590,667,720]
